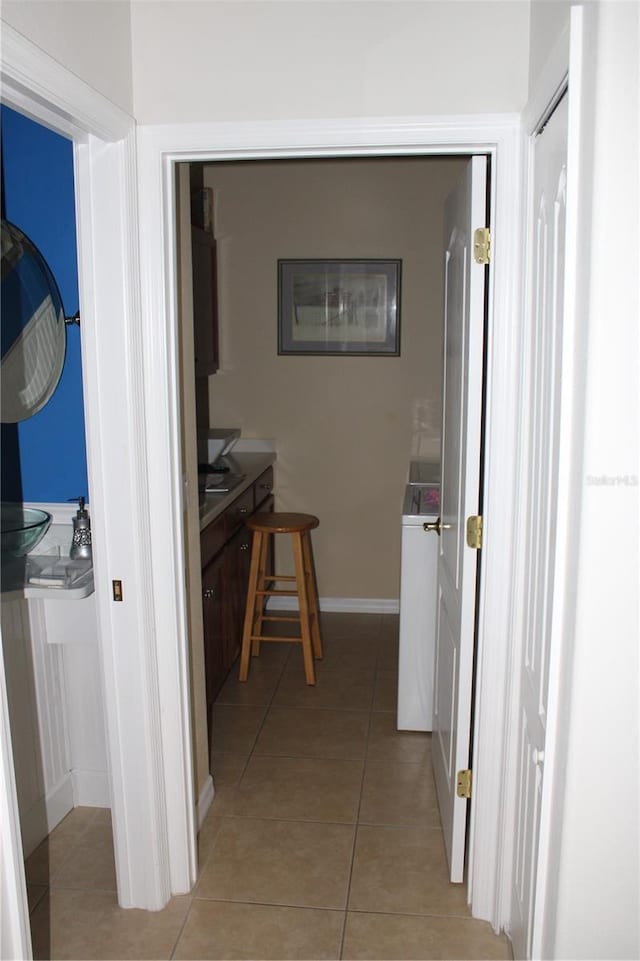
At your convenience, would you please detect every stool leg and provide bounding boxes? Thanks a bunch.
[239,530,263,681]
[252,531,270,657]
[291,531,316,685]
[302,530,323,660]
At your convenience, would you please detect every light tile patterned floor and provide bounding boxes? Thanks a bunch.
[27,613,512,960]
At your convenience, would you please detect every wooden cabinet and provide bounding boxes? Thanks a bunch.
[200,471,274,732]
[191,225,219,377]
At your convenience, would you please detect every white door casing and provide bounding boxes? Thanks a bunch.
[431,157,487,883]
[0,22,188,917]
[509,92,569,960]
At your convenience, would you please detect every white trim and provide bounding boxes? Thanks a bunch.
[0,24,130,142]
[137,112,524,930]
[269,597,400,615]
[1,28,180,912]
[197,776,215,830]
[71,770,110,808]
[530,8,584,957]
[0,645,32,961]
[20,775,74,859]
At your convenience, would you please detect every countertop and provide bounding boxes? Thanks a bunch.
[1,555,95,600]
[199,451,276,531]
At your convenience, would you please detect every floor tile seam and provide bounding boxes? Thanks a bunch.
[27,886,49,915]
[190,895,347,916]
[240,751,366,767]
[354,822,449,836]
[239,655,289,758]
[204,811,361,828]
[346,904,476,920]
[340,702,374,960]
[265,703,375,712]
[189,892,350,911]
[208,812,361,826]
[343,906,477,921]
[47,880,118,893]
[168,894,198,961]
[252,751,367,761]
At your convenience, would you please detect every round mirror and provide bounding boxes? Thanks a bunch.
[1,219,67,422]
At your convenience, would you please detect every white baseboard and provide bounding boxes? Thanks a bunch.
[268,596,400,615]
[21,774,74,858]
[71,770,111,808]
[196,775,215,829]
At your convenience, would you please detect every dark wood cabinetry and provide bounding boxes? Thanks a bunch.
[191,225,219,377]
[200,466,275,742]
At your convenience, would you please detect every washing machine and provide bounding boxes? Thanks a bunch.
[397,461,440,732]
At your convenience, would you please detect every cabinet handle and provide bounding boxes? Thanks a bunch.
[260,483,272,491]
[240,543,249,551]
[239,507,248,514]
[203,588,215,599]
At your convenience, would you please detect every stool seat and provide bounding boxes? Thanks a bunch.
[247,512,319,534]
[239,511,322,685]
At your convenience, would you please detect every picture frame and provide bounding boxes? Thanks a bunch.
[278,259,401,356]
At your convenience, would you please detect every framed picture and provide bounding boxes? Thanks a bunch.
[278,259,401,356]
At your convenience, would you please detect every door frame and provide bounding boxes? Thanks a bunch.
[137,114,525,924]
[0,24,187,917]
[0,20,528,928]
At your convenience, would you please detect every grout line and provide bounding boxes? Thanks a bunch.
[168,897,196,961]
[339,664,375,960]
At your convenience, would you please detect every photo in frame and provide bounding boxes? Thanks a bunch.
[278,259,401,356]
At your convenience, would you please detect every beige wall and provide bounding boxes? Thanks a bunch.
[204,156,465,601]
[1,0,134,115]
[131,1,529,123]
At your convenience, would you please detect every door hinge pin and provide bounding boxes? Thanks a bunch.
[473,227,491,265]
[457,769,472,799]
[466,515,483,549]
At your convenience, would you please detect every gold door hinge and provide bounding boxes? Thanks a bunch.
[466,515,483,549]
[473,227,491,265]
[457,769,472,799]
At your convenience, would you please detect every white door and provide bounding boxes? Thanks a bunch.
[431,156,487,883]
[509,92,569,960]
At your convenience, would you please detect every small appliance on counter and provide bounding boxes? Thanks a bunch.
[197,427,240,472]
[197,428,245,494]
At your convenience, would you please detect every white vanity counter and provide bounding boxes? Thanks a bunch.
[1,502,95,600]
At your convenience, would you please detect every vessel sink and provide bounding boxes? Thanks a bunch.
[1,504,52,557]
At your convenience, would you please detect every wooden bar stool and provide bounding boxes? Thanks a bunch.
[239,512,322,685]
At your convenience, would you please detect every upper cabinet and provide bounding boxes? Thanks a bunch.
[190,169,219,377]
[191,224,219,377]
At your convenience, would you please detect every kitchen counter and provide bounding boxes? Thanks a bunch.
[199,452,276,531]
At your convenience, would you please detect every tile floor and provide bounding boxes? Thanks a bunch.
[26,612,512,960]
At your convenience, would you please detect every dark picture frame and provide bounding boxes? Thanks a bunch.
[278,259,401,356]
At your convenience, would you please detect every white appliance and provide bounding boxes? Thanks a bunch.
[397,461,440,731]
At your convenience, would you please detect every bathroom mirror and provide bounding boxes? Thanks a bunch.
[1,219,70,422]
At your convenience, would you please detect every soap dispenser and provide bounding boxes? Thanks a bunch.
[70,497,92,560]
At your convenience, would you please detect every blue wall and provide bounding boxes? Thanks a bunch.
[1,106,88,504]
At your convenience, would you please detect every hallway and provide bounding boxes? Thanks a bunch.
[26,613,511,959]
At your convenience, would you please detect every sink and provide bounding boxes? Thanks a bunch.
[1,504,52,557]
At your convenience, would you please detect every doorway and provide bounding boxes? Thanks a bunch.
[176,150,492,892]
[137,118,523,922]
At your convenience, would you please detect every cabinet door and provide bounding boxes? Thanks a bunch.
[254,467,274,510]
[223,524,252,670]
[191,225,219,376]
[202,551,226,707]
